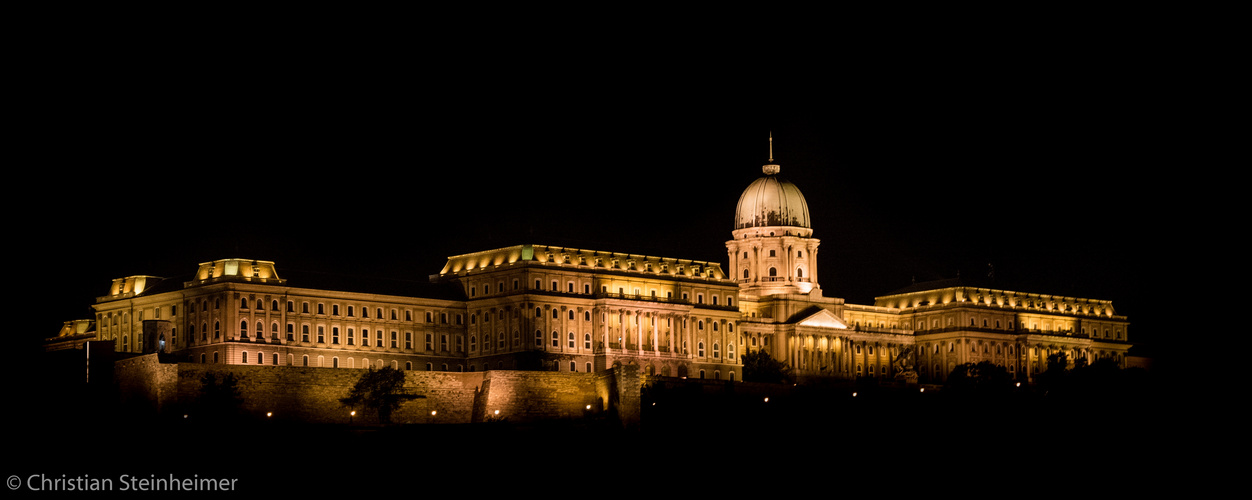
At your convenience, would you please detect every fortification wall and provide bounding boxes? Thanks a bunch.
[113,355,641,427]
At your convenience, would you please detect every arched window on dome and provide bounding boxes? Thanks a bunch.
[743,268,750,279]
[796,267,803,278]
[769,267,777,277]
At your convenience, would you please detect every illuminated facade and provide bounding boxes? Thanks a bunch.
[57,144,1131,385]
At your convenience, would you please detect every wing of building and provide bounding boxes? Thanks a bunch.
[49,141,1132,387]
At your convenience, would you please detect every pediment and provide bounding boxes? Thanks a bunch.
[794,308,849,329]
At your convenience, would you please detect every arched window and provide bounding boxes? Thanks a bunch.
[796,267,803,278]
[242,351,249,363]
[769,267,777,277]
[713,342,720,358]
[743,269,750,279]
[568,332,575,348]
[584,333,591,349]
[302,355,309,366]
[272,353,279,365]
[698,341,705,357]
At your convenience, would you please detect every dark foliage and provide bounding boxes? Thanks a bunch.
[740,349,792,384]
[339,366,421,424]
[945,361,1015,397]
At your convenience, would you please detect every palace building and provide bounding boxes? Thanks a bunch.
[48,145,1132,387]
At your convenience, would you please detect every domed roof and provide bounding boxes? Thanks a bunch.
[734,163,811,229]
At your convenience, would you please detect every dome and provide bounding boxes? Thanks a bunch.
[734,163,811,229]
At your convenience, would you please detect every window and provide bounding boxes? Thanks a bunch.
[552,331,559,347]
[405,332,412,349]
[698,341,705,357]
[376,331,383,347]
[301,325,309,343]
[317,326,325,344]
[347,328,355,345]
[390,331,397,348]
[240,320,248,338]
[425,333,432,351]
[535,330,543,347]
[568,332,575,348]
[332,327,340,344]
[242,351,248,363]
[584,333,591,349]
[272,353,279,365]
[713,342,720,358]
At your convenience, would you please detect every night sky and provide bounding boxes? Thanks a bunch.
[17,24,1165,358]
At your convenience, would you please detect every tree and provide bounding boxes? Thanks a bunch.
[339,367,422,424]
[945,361,1014,397]
[741,349,792,384]
[196,372,243,420]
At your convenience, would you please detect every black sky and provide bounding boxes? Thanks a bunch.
[17,20,1168,356]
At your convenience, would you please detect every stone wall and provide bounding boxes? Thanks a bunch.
[113,355,641,427]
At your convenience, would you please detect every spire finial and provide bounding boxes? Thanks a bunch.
[762,132,780,175]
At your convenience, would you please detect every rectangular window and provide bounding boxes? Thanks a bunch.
[376,331,383,347]
[317,326,325,343]
[405,332,412,349]
[332,327,340,344]
[390,331,398,348]
[301,325,309,343]
[348,328,355,345]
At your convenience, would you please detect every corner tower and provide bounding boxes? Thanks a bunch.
[726,135,821,297]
